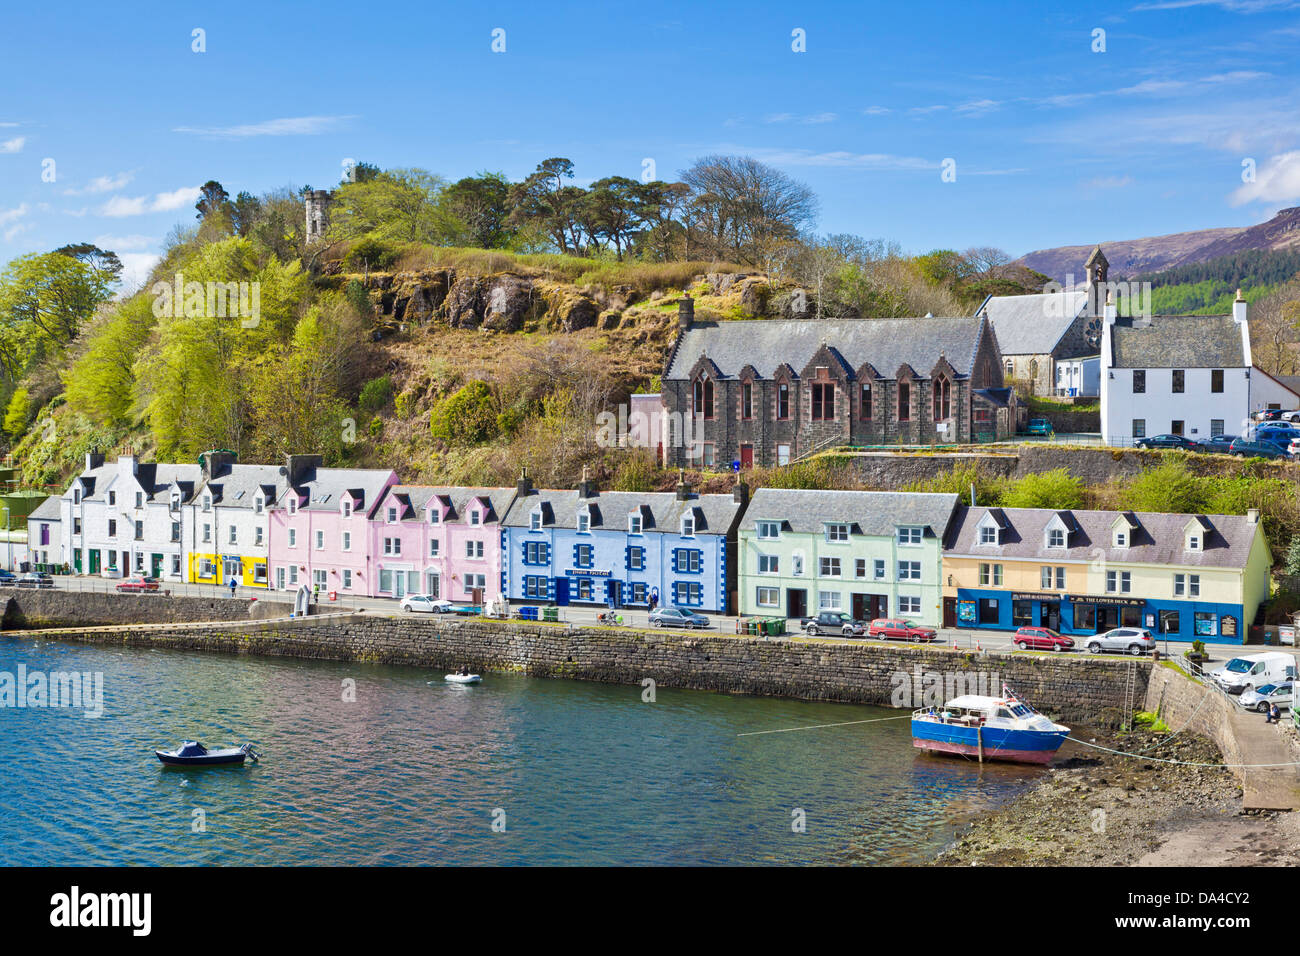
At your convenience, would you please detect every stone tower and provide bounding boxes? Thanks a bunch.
[1084,244,1109,315]
[305,189,333,243]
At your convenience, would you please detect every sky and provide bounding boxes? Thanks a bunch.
[2,0,1300,289]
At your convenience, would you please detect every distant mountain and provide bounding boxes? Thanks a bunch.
[1015,207,1300,284]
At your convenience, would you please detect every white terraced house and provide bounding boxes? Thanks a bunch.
[60,453,203,579]
[188,452,284,588]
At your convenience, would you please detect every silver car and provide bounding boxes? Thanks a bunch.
[1084,627,1155,656]
[648,607,710,629]
[1240,682,1293,713]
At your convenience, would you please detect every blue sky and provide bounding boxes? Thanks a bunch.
[2,0,1300,288]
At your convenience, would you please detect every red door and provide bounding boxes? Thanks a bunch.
[740,444,754,468]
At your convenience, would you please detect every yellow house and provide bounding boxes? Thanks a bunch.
[941,505,1269,644]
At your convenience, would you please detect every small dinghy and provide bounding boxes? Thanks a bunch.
[155,741,260,767]
[444,673,481,684]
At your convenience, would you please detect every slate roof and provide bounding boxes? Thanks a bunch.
[1110,314,1246,369]
[502,488,743,534]
[379,485,513,523]
[28,496,61,522]
[665,317,989,380]
[70,460,204,503]
[279,466,397,516]
[744,489,959,537]
[201,463,283,509]
[977,289,1088,356]
[944,505,1260,569]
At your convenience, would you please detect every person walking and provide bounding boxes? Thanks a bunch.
[229,578,237,598]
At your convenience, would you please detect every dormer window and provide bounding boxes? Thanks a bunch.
[629,514,642,535]
[108,491,116,506]
[979,526,998,545]
[577,509,590,533]
[681,516,695,537]
[201,495,211,512]
[757,521,780,540]
[469,510,481,526]
[897,526,922,546]
[428,508,440,525]
[825,523,849,543]
[73,488,82,505]
[1187,534,1201,552]
[530,510,542,532]
[170,494,180,511]
[288,497,298,515]
[387,506,398,523]
[1047,529,1065,548]
[1114,530,1127,548]
[342,499,353,518]
[254,496,264,514]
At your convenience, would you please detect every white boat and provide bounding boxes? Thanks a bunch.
[445,673,481,684]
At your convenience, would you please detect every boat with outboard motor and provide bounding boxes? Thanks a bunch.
[155,741,260,767]
[445,673,481,684]
[911,685,1069,765]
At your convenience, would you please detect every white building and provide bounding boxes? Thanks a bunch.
[1101,292,1300,445]
[26,496,63,569]
[190,454,284,588]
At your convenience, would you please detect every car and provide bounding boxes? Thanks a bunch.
[649,607,710,629]
[400,594,452,613]
[1283,410,1300,423]
[1084,627,1155,656]
[1240,681,1293,714]
[1134,433,1201,451]
[115,575,160,592]
[0,568,16,584]
[1196,434,1238,453]
[800,611,866,637]
[867,618,939,642]
[1210,652,1297,695]
[1229,437,1291,460]
[15,572,54,589]
[1257,407,1287,421]
[1254,421,1300,439]
[1012,626,1074,652]
[1026,418,1054,437]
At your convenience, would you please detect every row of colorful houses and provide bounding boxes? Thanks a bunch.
[24,452,1272,644]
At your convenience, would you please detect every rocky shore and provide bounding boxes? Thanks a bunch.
[934,728,1300,866]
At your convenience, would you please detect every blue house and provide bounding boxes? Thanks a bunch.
[501,473,748,614]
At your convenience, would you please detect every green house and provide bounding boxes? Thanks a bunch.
[737,489,959,626]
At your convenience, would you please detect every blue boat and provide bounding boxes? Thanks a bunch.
[155,741,260,767]
[911,688,1069,765]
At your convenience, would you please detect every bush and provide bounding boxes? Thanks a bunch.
[358,375,394,415]
[430,380,499,446]
[1122,458,1207,514]
[345,237,400,271]
[394,390,417,420]
[1001,468,1084,510]
[905,462,1003,506]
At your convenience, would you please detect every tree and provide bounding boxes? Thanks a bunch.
[1000,468,1084,509]
[63,296,157,424]
[439,172,513,248]
[230,192,263,238]
[196,180,233,222]
[508,158,581,253]
[3,386,29,441]
[430,380,499,446]
[680,155,818,264]
[330,168,445,244]
[581,177,651,259]
[0,252,115,378]
[53,243,123,285]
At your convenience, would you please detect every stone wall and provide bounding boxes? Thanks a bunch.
[1144,664,1245,774]
[0,587,294,629]
[36,615,1147,726]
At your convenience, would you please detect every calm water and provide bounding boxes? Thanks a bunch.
[0,635,1044,865]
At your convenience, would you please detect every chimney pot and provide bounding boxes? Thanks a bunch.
[677,295,694,330]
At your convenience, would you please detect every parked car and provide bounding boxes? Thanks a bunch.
[1196,434,1238,454]
[1240,681,1293,713]
[115,575,160,593]
[1134,433,1200,451]
[867,618,938,642]
[1084,627,1155,655]
[400,594,452,613]
[1282,410,1300,423]
[1210,652,1297,695]
[1026,418,1054,437]
[1257,407,1287,421]
[1254,421,1300,440]
[1012,626,1075,652]
[0,568,16,584]
[1289,436,1300,458]
[15,572,54,589]
[800,611,866,637]
[649,607,710,629]
[1229,437,1291,460]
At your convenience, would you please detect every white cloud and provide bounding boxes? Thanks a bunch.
[100,185,202,217]
[172,115,355,138]
[802,112,837,124]
[955,99,1001,116]
[64,172,134,195]
[1082,174,1136,190]
[0,203,27,227]
[117,253,162,294]
[92,233,156,252]
[862,106,891,115]
[0,136,25,153]
[740,147,935,170]
[1133,0,1300,11]
[1231,150,1300,204]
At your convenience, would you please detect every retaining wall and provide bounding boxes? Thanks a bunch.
[0,587,294,629]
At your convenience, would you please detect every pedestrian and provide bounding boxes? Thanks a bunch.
[229,578,237,598]
[1267,702,1281,724]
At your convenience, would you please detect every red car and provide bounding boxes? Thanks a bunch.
[1012,626,1074,652]
[868,618,938,642]
[116,575,160,593]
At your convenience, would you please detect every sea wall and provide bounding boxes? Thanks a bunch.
[0,587,294,629]
[29,614,1148,726]
[1144,664,1246,772]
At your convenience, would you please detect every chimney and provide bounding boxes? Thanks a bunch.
[283,453,323,487]
[732,479,749,506]
[677,295,694,331]
[516,466,533,497]
[201,449,236,482]
[1247,508,1260,525]
[117,453,139,478]
[85,452,105,472]
[577,465,597,499]
[1104,288,1117,325]
[1233,288,1248,325]
[675,467,692,501]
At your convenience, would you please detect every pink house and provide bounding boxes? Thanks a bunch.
[369,485,517,602]
[266,456,398,599]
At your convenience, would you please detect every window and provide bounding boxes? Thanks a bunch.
[73,489,81,505]
[135,492,143,509]
[577,511,590,533]
[428,509,440,525]
[756,587,779,608]
[1171,420,1184,436]
[979,526,997,545]
[932,378,950,420]
[524,576,548,599]
[741,382,754,420]
[818,590,842,611]
[897,526,922,546]
[255,497,264,514]
[873,559,886,580]
[674,581,703,606]
[171,521,180,543]
[1105,570,1131,593]
[383,537,400,556]
[171,555,181,575]
[1133,370,1145,393]
[574,544,593,567]
[530,511,542,531]
[342,500,352,518]
[674,549,703,573]
[342,569,352,589]
[256,527,265,547]
[464,573,486,593]
[108,491,116,506]
[898,382,911,422]
[628,547,645,571]
[1174,573,1185,597]
[200,522,209,543]
[229,525,237,545]
[1047,528,1065,548]
[899,596,921,615]
[757,521,780,540]
[979,563,1003,586]
[1187,534,1201,552]
[855,558,866,578]
[693,378,715,419]
[629,514,642,534]
[254,563,268,584]
[777,444,791,466]
[1189,574,1200,597]
[1211,369,1224,393]
[1133,419,1146,439]
[777,383,790,419]
[860,383,872,421]
[524,541,549,565]
[341,531,350,551]
[288,498,297,515]
[758,554,779,574]
[134,520,143,540]
[469,511,481,526]
[974,406,992,424]
[287,528,297,547]
[1211,419,1224,437]
[1115,530,1128,548]
[429,539,440,557]
[1040,566,1067,590]
[466,540,484,559]
[315,530,325,550]
[1172,369,1185,393]
[825,523,849,542]
[387,507,398,523]
[811,383,835,421]
[819,557,842,577]
[629,583,647,604]
[897,560,921,581]
[681,516,695,537]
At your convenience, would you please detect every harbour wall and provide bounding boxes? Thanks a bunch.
[0,587,294,629]
[1144,664,1246,772]
[22,613,1149,726]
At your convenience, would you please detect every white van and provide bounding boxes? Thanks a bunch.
[1210,652,1298,695]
